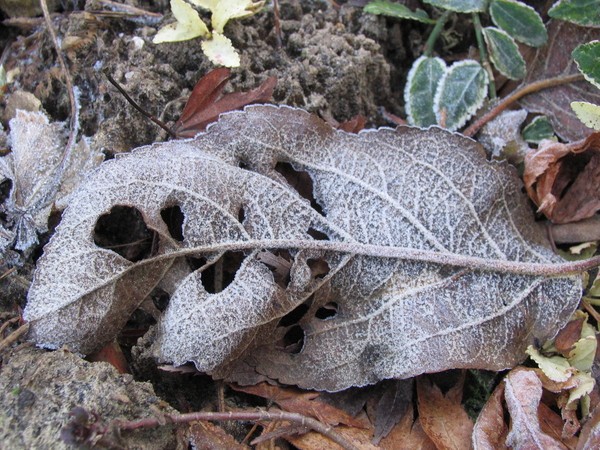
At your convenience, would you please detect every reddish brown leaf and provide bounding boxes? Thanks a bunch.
[379,404,437,450]
[538,401,577,448]
[172,69,277,138]
[417,375,474,450]
[87,339,130,374]
[504,369,566,449]
[371,378,413,444]
[523,132,600,223]
[472,382,508,450]
[518,20,600,142]
[337,115,367,133]
[188,421,250,450]
[555,318,586,355]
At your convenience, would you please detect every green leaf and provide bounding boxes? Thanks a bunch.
[423,0,488,13]
[434,59,488,131]
[405,56,447,127]
[522,116,554,143]
[571,101,600,130]
[489,0,547,47]
[483,27,526,79]
[549,0,600,27]
[573,41,600,90]
[364,1,436,24]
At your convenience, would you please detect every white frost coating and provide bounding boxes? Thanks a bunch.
[24,105,582,391]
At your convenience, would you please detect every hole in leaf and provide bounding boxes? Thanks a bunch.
[315,302,339,320]
[279,325,305,354]
[307,227,329,240]
[278,303,310,327]
[161,205,185,241]
[188,256,207,272]
[200,251,247,294]
[274,162,325,216]
[257,249,293,288]
[307,258,330,279]
[0,179,12,204]
[151,287,171,312]
[93,205,156,262]
[238,205,246,224]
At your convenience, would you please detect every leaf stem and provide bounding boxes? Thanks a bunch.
[151,239,600,277]
[471,13,496,99]
[463,73,584,137]
[423,10,451,57]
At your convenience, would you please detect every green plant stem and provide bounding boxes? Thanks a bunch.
[463,73,584,136]
[424,10,451,57]
[472,13,496,99]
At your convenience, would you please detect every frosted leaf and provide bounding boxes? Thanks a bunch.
[24,106,582,391]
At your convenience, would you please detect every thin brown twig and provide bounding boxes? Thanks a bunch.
[463,73,584,137]
[0,266,16,280]
[116,409,360,450]
[0,322,29,354]
[97,0,162,19]
[0,316,19,336]
[582,300,600,324]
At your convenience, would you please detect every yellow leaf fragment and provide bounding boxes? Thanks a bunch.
[211,0,265,33]
[526,345,575,382]
[571,101,600,130]
[201,33,240,67]
[568,336,597,372]
[153,0,209,44]
[567,372,595,408]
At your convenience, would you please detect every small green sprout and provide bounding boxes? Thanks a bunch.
[153,0,265,68]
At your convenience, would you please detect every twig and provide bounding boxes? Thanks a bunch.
[0,322,29,354]
[0,266,16,280]
[0,316,19,336]
[97,0,162,19]
[116,409,360,450]
[550,216,600,245]
[104,72,177,138]
[463,73,584,137]
[582,300,600,325]
[272,0,282,47]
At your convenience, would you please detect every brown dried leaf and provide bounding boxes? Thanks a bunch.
[577,406,600,450]
[371,378,413,444]
[417,375,474,450]
[504,369,566,449]
[24,106,582,392]
[472,381,508,450]
[518,20,600,142]
[555,318,586,355]
[188,421,250,450]
[229,383,364,428]
[523,132,600,223]
[379,405,437,450]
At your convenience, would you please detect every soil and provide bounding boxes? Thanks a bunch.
[0,1,455,448]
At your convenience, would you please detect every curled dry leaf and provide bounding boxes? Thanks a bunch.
[472,381,508,450]
[504,369,565,449]
[24,106,582,392]
[523,132,600,223]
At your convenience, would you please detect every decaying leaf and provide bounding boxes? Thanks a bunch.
[417,374,473,450]
[503,369,565,449]
[523,132,600,223]
[518,20,600,142]
[0,109,102,253]
[24,106,583,392]
[472,382,508,450]
[477,109,529,164]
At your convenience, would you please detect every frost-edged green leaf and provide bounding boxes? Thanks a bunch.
[483,27,526,80]
[405,56,447,127]
[153,0,209,44]
[549,0,600,27]
[523,116,554,143]
[571,101,600,130]
[489,0,547,47]
[424,0,488,12]
[364,1,436,24]
[573,41,600,90]
[434,59,488,131]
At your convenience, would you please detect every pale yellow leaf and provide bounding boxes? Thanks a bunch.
[567,372,595,408]
[571,101,600,130]
[526,345,575,382]
[201,33,240,67]
[153,0,209,44]
[567,336,597,372]
[211,0,264,33]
